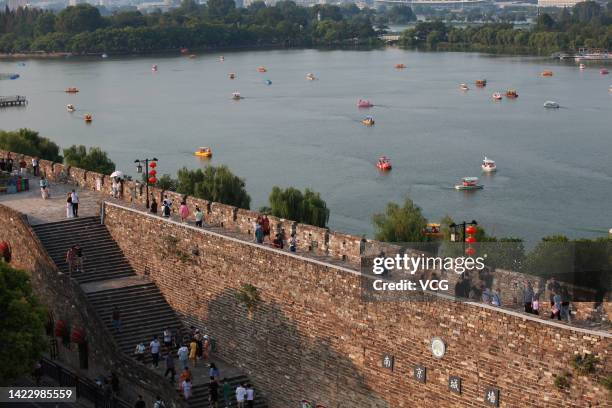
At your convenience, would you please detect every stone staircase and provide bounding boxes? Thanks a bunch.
[32,216,267,408]
[32,217,135,284]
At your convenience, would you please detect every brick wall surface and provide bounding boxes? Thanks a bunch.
[0,204,184,408]
[102,203,611,408]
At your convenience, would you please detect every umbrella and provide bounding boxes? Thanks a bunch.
[110,171,124,179]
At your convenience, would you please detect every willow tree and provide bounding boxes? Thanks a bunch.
[268,186,329,227]
[176,165,250,209]
[372,197,427,242]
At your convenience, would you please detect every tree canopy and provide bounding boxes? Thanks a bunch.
[372,197,428,242]
[176,165,250,209]
[0,261,47,384]
[268,186,329,227]
[63,145,116,174]
[0,129,62,162]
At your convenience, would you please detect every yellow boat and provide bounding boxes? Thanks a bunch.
[361,117,375,126]
[194,146,212,157]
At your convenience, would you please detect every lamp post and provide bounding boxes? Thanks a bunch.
[449,220,478,254]
[134,158,158,209]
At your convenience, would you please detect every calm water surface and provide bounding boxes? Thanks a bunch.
[1,48,611,243]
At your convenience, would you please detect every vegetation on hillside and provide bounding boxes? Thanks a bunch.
[0,261,47,384]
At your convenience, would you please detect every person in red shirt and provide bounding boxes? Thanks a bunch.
[0,241,11,263]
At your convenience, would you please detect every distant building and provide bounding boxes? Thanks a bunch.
[537,0,581,6]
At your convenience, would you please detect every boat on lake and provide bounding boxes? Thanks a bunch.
[376,156,391,171]
[65,87,79,93]
[506,90,518,98]
[232,92,241,100]
[0,73,19,80]
[84,114,92,123]
[229,73,236,79]
[541,70,554,77]
[101,53,108,59]
[194,147,212,157]
[219,56,224,62]
[395,63,406,69]
[152,64,158,71]
[455,177,483,190]
[579,63,586,70]
[482,156,497,172]
[475,79,487,87]
[66,104,75,112]
[357,99,373,108]
[573,48,610,61]
[257,66,267,73]
[460,83,469,91]
[306,73,316,80]
[361,116,375,126]
[601,68,609,75]
[492,92,502,101]
[544,100,560,109]
[264,79,272,85]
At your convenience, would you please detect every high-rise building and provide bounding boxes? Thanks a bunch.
[7,0,28,10]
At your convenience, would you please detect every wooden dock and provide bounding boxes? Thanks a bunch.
[0,95,27,108]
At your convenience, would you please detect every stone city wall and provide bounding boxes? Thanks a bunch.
[102,202,611,408]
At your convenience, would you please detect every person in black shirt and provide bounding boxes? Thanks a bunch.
[209,379,219,408]
[150,197,158,214]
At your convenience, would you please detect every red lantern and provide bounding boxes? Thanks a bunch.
[149,169,157,176]
[465,246,476,256]
[465,236,476,244]
[148,177,157,184]
[149,162,157,168]
[71,327,86,344]
[466,225,477,235]
[54,320,67,337]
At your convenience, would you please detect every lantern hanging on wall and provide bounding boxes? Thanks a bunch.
[466,225,477,235]
[149,169,157,176]
[149,161,157,168]
[465,246,476,256]
[54,320,68,337]
[148,177,157,184]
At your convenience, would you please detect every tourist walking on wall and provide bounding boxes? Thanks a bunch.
[532,294,540,315]
[33,360,42,386]
[40,176,49,199]
[179,367,192,389]
[222,378,231,408]
[194,206,204,227]
[65,246,76,275]
[550,291,562,320]
[112,306,122,332]
[0,157,5,171]
[194,329,203,361]
[71,190,79,217]
[209,363,219,381]
[245,384,254,408]
[150,336,161,368]
[163,328,172,351]
[134,342,146,362]
[255,222,264,244]
[162,196,172,218]
[181,378,192,400]
[150,196,158,214]
[74,244,83,272]
[209,379,219,408]
[164,352,176,383]
[110,372,120,396]
[289,233,297,252]
[189,338,197,367]
[66,193,74,218]
[523,281,534,314]
[235,384,246,408]
[177,344,189,370]
[560,286,571,323]
[153,396,165,408]
[203,335,211,360]
[179,200,189,223]
[547,277,561,308]
[19,156,26,175]
[490,288,501,307]
[6,153,13,172]
[32,157,39,176]
[262,215,270,242]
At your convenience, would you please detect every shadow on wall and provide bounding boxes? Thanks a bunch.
[200,290,389,408]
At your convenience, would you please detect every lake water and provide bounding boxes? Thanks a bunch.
[1,48,611,243]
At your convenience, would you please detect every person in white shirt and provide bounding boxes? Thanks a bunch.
[245,385,254,408]
[71,190,79,217]
[150,336,161,368]
[163,328,172,349]
[134,342,145,362]
[235,384,246,408]
[177,344,189,370]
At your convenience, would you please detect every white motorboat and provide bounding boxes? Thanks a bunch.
[543,100,560,109]
[232,92,241,100]
[579,63,586,70]
[460,83,469,91]
[66,104,75,112]
[455,177,483,190]
[482,156,497,172]
[306,73,316,81]
[492,92,502,101]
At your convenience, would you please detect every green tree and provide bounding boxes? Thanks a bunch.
[156,174,178,191]
[0,262,47,384]
[387,5,416,24]
[372,197,428,242]
[524,235,572,279]
[0,129,62,162]
[56,4,105,34]
[176,165,250,209]
[207,0,236,20]
[63,145,115,174]
[268,186,329,227]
